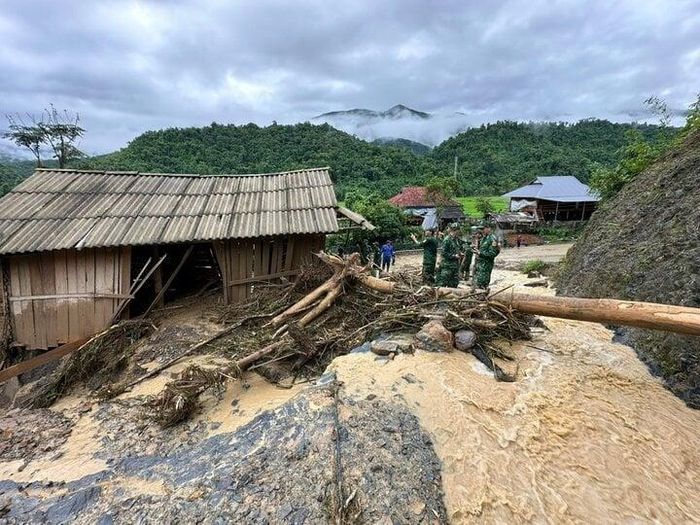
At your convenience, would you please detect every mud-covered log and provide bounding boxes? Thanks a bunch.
[501,291,700,337]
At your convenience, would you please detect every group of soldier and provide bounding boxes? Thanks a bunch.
[410,224,500,290]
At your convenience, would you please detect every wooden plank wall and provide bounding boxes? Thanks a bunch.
[215,234,325,305]
[7,247,131,350]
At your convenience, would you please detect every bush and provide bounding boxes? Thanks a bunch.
[521,259,548,275]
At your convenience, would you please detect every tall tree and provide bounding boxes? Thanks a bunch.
[2,114,45,167]
[41,105,85,168]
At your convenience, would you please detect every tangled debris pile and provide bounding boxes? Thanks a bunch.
[18,320,154,409]
[148,253,534,426]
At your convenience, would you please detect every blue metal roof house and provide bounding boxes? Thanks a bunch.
[502,176,599,222]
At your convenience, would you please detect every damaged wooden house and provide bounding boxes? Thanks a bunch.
[0,167,372,351]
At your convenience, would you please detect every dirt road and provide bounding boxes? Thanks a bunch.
[394,242,572,273]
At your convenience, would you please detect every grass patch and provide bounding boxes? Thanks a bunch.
[520,259,548,275]
[456,196,508,218]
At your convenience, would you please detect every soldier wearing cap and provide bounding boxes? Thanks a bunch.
[411,229,439,284]
[436,224,462,288]
[474,225,500,290]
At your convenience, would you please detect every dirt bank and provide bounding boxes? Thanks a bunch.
[557,130,700,408]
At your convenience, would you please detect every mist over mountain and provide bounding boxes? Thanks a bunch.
[313,104,471,146]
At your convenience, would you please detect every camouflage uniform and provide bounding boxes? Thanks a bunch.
[474,233,500,289]
[436,235,461,288]
[420,236,439,284]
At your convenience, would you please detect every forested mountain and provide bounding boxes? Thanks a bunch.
[431,120,668,194]
[0,119,669,198]
[84,122,436,198]
[371,137,432,155]
[0,156,37,195]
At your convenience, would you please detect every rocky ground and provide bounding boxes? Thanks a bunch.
[0,247,699,523]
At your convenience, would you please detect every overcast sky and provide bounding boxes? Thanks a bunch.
[1,0,698,154]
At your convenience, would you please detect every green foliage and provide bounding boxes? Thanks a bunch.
[2,106,84,169]
[0,157,40,195]
[85,122,436,200]
[430,120,668,195]
[521,259,547,274]
[372,137,431,155]
[456,197,508,218]
[589,129,660,199]
[474,197,495,218]
[537,224,585,242]
[344,190,408,241]
[589,95,700,200]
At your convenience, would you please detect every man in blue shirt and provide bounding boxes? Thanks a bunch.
[380,240,395,273]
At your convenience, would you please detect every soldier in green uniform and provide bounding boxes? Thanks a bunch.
[474,225,500,290]
[411,229,439,284]
[436,225,463,288]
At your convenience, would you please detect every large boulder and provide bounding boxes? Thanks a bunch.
[557,130,700,408]
[413,320,454,352]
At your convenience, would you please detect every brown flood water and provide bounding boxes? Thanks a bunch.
[331,270,700,523]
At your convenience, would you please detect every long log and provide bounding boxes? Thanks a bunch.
[501,291,700,337]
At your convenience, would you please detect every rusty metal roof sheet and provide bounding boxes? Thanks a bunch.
[0,167,344,254]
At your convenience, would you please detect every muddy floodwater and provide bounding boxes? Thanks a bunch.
[1,263,698,523]
[331,268,700,523]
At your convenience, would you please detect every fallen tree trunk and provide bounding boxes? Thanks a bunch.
[280,252,700,337]
[501,291,700,337]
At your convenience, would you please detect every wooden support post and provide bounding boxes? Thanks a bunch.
[142,245,194,317]
[152,247,164,308]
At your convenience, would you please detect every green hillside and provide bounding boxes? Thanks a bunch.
[84,122,436,199]
[431,120,669,194]
[1,119,669,199]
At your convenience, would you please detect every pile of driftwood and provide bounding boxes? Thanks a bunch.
[147,253,534,426]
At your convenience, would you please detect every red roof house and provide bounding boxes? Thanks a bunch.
[388,186,465,229]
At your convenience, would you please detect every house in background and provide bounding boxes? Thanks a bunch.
[0,167,371,350]
[502,176,599,222]
[388,186,465,230]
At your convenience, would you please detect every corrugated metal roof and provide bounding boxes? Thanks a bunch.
[0,167,341,254]
[502,176,600,202]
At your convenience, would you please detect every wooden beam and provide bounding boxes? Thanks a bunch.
[141,245,194,318]
[0,337,90,384]
[111,254,166,324]
[152,247,164,308]
[501,291,700,337]
[9,293,133,301]
[226,268,300,287]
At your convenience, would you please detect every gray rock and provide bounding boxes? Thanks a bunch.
[413,320,454,353]
[454,330,477,351]
[1,383,448,524]
[371,340,398,356]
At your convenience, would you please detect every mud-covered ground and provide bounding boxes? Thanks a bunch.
[1,250,699,523]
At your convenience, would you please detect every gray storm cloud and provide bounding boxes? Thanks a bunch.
[0,0,698,154]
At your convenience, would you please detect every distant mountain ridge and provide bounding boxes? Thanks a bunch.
[314,104,431,121]
[371,137,432,155]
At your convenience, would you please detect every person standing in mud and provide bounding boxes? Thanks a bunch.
[474,225,500,290]
[380,240,395,273]
[411,229,439,284]
[436,225,462,288]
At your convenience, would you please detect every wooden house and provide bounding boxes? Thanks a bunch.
[501,176,599,222]
[0,167,371,350]
[388,186,465,229]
